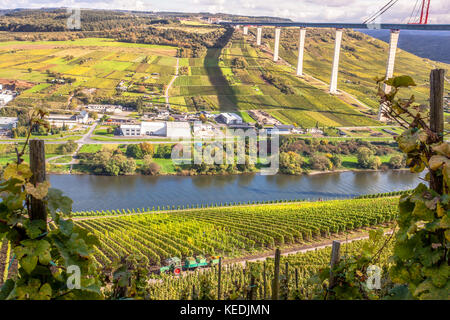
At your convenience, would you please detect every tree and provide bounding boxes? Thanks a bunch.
[279,151,303,175]
[139,142,154,156]
[388,155,405,169]
[60,141,78,154]
[330,155,342,169]
[126,144,143,159]
[310,154,332,171]
[89,111,98,120]
[367,156,381,169]
[141,155,161,175]
[357,147,374,169]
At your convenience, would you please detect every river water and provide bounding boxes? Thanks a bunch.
[48,171,422,212]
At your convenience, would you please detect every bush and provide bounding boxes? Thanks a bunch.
[126,144,143,159]
[389,154,406,169]
[310,154,332,171]
[279,151,303,175]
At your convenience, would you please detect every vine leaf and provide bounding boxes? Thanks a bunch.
[25,181,50,200]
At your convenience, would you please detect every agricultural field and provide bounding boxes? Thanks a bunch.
[73,197,398,267]
[0,38,177,110]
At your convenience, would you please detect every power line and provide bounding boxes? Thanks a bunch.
[408,0,421,24]
[363,0,400,24]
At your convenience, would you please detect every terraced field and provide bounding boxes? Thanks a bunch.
[169,32,381,128]
[0,38,177,109]
[74,198,398,267]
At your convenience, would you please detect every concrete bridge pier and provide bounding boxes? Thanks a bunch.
[243,26,248,35]
[378,29,400,121]
[256,27,262,45]
[329,28,343,94]
[296,28,307,76]
[273,28,281,62]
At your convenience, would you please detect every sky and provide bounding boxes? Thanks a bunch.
[1,0,449,24]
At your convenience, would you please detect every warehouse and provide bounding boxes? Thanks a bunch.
[120,121,191,138]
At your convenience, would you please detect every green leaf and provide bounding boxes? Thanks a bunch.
[21,255,38,274]
[384,284,413,300]
[59,219,74,237]
[47,188,73,217]
[37,283,52,300]
[24,220,47,239]
[386,75,416,88]
[0,279,15,300]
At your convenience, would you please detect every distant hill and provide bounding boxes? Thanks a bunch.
[360,30,450,64]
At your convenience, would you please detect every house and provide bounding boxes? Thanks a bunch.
[105,116,136,126]
[215,113,243,125]
[0,92,14,106]
[193,122,213,132]
[46,111,88,129]
[273,124,294,135]
[307,128,324,135]
[86,104,123,114]
[0,117,18,134]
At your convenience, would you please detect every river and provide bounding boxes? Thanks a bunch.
[48,171,422,212]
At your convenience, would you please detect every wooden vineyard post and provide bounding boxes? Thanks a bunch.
[284,262,289,300]
[272,248,280,300]
[29,139,47,228]
[295,268,299,290]
[263,261,267,299]
[249,274,256,300]
[328,241,341,296]
[429,69,445,194]
[217,257,222,300]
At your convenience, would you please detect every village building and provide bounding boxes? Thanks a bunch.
[0,87,15,106]
[46,111,89,129]
[85,104,123,114]
[215,113,243,125]
[104,115,137,126]
[120,121,191,138]
[0,117,18,135]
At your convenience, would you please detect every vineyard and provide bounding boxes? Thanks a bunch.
[74,198,398,267]
[145,236,394,300]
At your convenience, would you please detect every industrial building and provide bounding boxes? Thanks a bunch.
[215,113,243,125]
[120,121,191,138]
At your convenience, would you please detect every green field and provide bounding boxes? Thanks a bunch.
[0,38,177,110]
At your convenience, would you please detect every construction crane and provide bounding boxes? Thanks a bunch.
[363,0,432,25]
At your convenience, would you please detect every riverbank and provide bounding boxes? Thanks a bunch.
[47,164,409,177]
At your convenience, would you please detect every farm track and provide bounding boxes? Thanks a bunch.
[165,57,180,106]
